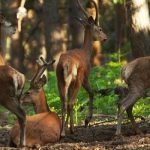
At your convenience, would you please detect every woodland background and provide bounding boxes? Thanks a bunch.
[1,0,150,73]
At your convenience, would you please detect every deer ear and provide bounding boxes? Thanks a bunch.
[41,75,47,85]
[36,75,47,89]
[88,16,95,24]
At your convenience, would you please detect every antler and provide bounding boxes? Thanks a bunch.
[77,0,99,25]
[30,57,55,87]
[77,0,89,18]
[90,0,99,25]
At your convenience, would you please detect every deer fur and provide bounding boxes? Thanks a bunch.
[10,59,61,148]
[116,56,150,136]
[56,0,107,136]
[0,65,26,147]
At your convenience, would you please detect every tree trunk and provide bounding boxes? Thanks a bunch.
[68,0,84,49]
[10,30,25,72]
[127,0,150,58]
[115,2,126,62]
[43,0,67,69]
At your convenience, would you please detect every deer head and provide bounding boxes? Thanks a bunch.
[21,57,55,105]
[76,0,107,42]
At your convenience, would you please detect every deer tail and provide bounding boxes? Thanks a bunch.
[63,63,77,98]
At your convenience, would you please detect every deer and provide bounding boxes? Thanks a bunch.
[0,15,26,147]
[116,56,150,137]
[9,57,61,148]
[0,15,16,64]
[0,64,26,147]
[56,0,107,136]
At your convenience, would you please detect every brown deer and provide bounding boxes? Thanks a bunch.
[116,56,150,136]
[0,15,26,147]
[0,15,16,63]
[10,58,61,148]
[0,65,26,147]
[56,0,107,136]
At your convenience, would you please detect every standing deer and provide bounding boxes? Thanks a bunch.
[0,15,26,147]
[0,15,16,63]
[0,65,26,147]
[116,56,150,136]
[10,58,61,148]
[56,0,107,136]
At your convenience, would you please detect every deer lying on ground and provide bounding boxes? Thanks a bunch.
[0,15,26,147]
[10,58,61,148]
[116,56,150,136]
[0,15,16,64]
[56,0,107,136]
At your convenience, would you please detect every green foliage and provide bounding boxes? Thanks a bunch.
[45,72,61,113]
[44,53,150,124]
[44,54,123,124]
[112,0,125,4]
[1,53,150,126]
[89,59,122,115]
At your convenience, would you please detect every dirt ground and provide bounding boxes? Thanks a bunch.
[0,117,150,150]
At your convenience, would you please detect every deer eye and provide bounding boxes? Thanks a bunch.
[99,28,102,31]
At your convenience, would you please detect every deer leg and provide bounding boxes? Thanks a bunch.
[60,95,67,137]
[68,81,81,134]
[82,79,94,127]
[116,89,143,136]
[4,99,26,147]
[57,83,67,137]
[16,108,26,147]
[126,105,143,135]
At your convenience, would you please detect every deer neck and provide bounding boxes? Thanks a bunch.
[83,26,93,59]
[34,89,50,113]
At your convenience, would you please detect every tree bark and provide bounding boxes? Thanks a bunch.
[68,0,84,49]
[43,0,67,69]
[115,2,126,62]
[127,0,150,58]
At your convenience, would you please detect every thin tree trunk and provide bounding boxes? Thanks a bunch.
[43,0,67,69]
[68,0,84,49]
[127,0,150,58]
[10,31,25,72]
[115,2,126,62]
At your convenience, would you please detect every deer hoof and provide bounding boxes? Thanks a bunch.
[84,119,89,127]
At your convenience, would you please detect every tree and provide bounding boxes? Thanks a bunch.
[43,0,67,69]
[68,0,84,49]
[127,0,150,58]
[114,0,126,62]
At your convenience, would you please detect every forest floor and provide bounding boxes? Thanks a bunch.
[0,116,150,150]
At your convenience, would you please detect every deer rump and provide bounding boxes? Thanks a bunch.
[10,112,61,147]
[57,49,89,92]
